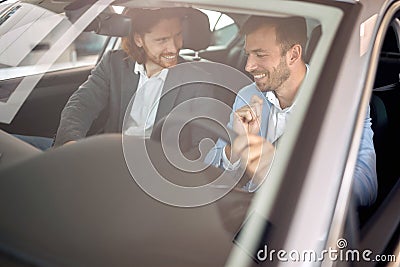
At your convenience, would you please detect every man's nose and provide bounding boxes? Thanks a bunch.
[166,38,181,53]
[245,55,257,73]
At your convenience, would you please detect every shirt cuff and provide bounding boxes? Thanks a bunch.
[222,145,241,171]
[243,180,258,192]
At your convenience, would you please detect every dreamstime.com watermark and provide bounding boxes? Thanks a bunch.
[256,238,398,263]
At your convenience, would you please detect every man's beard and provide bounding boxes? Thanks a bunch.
[254,57,290,92]
[147,52,179,69]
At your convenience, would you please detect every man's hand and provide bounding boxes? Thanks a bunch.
[225,95,264,163]
[233,95,263,136]
[232,134,275,188]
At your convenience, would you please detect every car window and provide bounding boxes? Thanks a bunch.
[0,1,110,124]
[0,2,107,81]
[200,9,238,47]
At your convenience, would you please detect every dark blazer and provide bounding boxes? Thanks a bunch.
[54,50,137,146]
[54,50,227,147]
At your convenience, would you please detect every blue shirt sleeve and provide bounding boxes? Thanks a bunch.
[353,106,378,207]
[204,84,257,168]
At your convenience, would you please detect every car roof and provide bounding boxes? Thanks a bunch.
[17,0,358,14]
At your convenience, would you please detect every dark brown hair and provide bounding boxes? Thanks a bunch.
[121,8,185,64]
[240,16,307,61]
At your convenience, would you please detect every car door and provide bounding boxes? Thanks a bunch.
[319,1,400,265]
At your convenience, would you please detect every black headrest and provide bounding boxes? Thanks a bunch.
[181,8,211,51]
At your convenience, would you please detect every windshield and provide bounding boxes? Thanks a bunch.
[0,0,345,266]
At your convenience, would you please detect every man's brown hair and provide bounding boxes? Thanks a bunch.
[240,16,307,61]
[121,8,185,64]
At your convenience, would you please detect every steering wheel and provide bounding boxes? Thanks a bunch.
[151,113,238,146]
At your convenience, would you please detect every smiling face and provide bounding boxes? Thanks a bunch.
[244,25,291,92]
[134,18,183,76]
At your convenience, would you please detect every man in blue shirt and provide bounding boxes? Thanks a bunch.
[205,16,377,207]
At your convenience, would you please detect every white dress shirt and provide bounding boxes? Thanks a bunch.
[264,91,295,144]
[125,63,168,138]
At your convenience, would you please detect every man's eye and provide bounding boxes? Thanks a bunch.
[256,54,268,58]
[157,38,169,43]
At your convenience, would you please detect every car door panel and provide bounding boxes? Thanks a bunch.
[0,66,92,137]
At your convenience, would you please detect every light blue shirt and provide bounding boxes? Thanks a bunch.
[204,82,378,207]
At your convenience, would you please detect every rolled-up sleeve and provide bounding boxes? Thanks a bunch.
[353,106,378,207]
[204,138,227,167]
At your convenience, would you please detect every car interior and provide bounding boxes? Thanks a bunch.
[357,15,400,257]
[0,1,400,266]
[363,20,400,218]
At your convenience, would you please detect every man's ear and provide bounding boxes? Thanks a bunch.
[287,44,302,65]
[133,33,143,47]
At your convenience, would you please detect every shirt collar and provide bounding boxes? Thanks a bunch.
[264,63,310,112]
[305,63,310,76]
[265,91,288,111]
[134,62,145,76]
[134,62,168,81]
